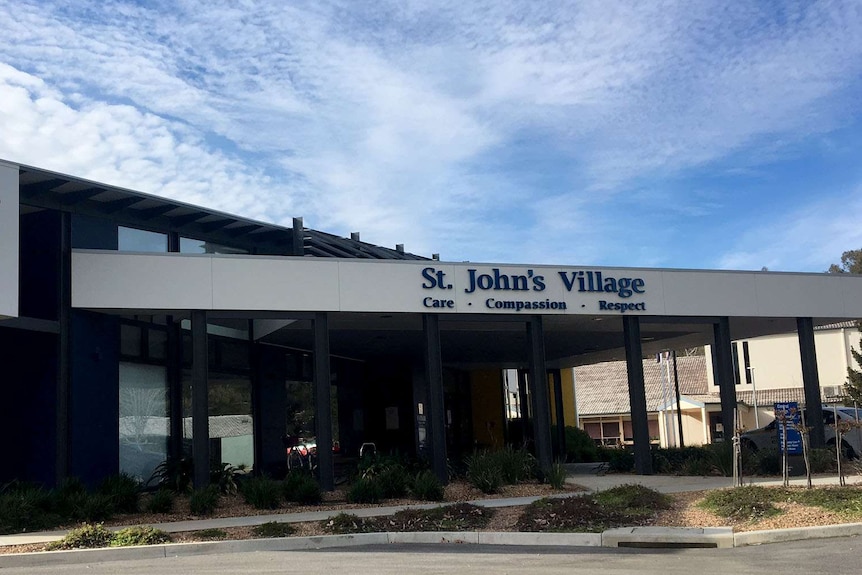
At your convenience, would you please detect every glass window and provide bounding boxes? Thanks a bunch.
[148,329,167,361]
[119,226,167,252]
[180,237,248,255]
[120,324,142,357]
[119,363,168,482]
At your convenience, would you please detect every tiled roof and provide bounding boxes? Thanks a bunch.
[814,321,861,331]
[736,388,829,407]
[575,355,709,415]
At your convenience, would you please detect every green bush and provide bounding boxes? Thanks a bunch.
[0,486,59,534]
[111,526,171,547]
[240,477,282,510]
[98,473,140,514]
[196,528,228,539]
[252,521,296,538]
[411,471,444,501]
[702,442,734,477]
[699,486,780,521]
[58,492,116,523]
[47,523,114,550]
[347,477,384,504]
[322,512,378,534]
[492,447,537,484]
[465,452,504,494]
[593,484,671,512]
[189,485,220,516]
[149,457,193,493]
[808,448,837,474]
[565,426,599,463]
[145,489,175,514]
[750,448,782,475]
[375,464,411,499]
[607,449,634,473]
[283,472,322,505]
[544,461,567,489]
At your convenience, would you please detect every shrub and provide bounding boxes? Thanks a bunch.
[145,489,175,514]
[0,486,59,534]
[593,484,671,512]
[47,523,113,550]
[808,448,837,474]
[386,503,493,531]
[517,495,635,532]
[702,442,734,477]
[347,477,383,504]
[606,449,634,473]
[196,528,228,540]
[59,492,116,523]
[111,526,171,547]
[241,477,282,510]
[751,448,782,475]
[252,522,296,538]
[699,486,780,521]
[544,461,567,489]
[322,512,378,534]
[98,473,140,514]
[465,453,503,494]
[283,472,322,505]
[411,471,444,501]
[149,457,193,493]
[211,462,243,495]
[565,426,599,463]
[375,464,411,499]
[189,485,220,516]
[492,447,537,484]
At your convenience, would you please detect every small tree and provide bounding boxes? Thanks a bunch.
[845,336,862,405]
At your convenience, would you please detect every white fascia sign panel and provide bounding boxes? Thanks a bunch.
[0,161,18,318]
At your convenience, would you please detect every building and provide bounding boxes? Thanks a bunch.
[4,158,862,489]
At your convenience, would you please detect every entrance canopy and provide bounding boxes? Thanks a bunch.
[72,250,862,367]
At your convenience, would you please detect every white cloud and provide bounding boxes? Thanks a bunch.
[0,0,861,265]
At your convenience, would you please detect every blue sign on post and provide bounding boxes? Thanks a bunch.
[774,402,803,455]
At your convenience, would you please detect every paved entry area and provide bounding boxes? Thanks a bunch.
[565,463,862,493]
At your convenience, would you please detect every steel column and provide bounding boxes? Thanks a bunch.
[551,369,567,460]
[56,211,72,485]
[623,316,652,474]
[713,317,737,443]
[423,314,448,483]
[313,312,334,490]
[527,316,553,470]
[798,317,825,448]
[167,317,183,461]
[192,310,210,489]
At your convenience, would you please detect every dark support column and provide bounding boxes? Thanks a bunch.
[313,313,334,491]
[798,317,825,448]
[292,217,305,256]
[527,316,553,470]
[192,310,209,489]
[423,314,448,483]
[623,316,652,475]
[713,317,737,443]
[167,317,183,461]
[56,211,71,485]
[551,369,567,460]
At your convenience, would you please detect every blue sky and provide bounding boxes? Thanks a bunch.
[1,0,861,271]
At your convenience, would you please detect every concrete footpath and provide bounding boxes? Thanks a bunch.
[2,469,862,567]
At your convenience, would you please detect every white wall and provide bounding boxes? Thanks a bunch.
[0,161,18,319]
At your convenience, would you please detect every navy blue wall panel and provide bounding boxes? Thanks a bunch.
[0,327,58,486]
[69,310,120,487]
[19,210,60,320]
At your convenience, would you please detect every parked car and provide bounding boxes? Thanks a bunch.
[740,406,862,459]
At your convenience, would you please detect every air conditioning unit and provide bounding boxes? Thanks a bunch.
[823,385,844,399]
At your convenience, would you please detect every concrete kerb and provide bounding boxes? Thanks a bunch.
[5,524,862,568]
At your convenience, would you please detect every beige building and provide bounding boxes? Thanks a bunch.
[574,322,862,447]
